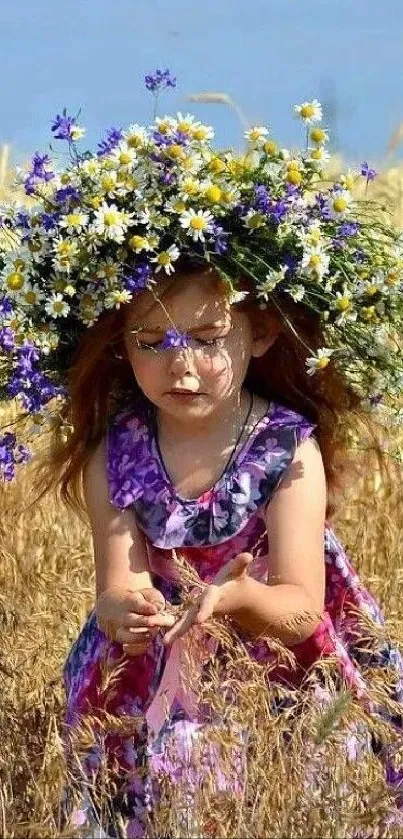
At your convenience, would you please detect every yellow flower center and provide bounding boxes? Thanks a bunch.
[157,252,172,266]
[386,271,399,286]
[104,211,120,227]
[67,213,82,227]
[102,176,116,192]
[362,306,377,322]
[263,141,277,156]
[172,200,186,213]
[61,173,71,185]
[127,135,143,148]
[54,301,65,313]
[249,128,263,142]
[287,169,302,185]
[81,294,95,306]
[119,151,132,165]
[333,197,348,213]
[221,190,234,204]
[208,158,226,174]
[24,291,36,304]
[54,279,66,292]
[157,121,171,134]
[317,356,330,369]
[366,284,379,296]
[129,235,149,251]
[343,175,355,191]
[309,254,322,267]
[300,104,315,119]
[190,216,207,231]
[57,241,76,256]
[307,230,321,245]
[167,144,185,160]
[90,196,102,209]
[28,241,42,253]
[192,127,209,141]
[178,120,192,133]
[311,149,323,160]
[7,271,24,290]
[182,180,199,196]
[336,297,351,311]
[204,185,222,203]
[310,128,326,144]
[14,258,26,271]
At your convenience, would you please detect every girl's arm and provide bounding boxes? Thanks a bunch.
[83,437,153,599]
[217,435,327,644]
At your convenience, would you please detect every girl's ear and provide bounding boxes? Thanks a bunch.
[251,309,282,358]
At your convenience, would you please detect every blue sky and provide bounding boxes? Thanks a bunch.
[2,0,403,166]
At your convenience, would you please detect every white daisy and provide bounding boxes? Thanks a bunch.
[244,126,269,145]
[306,147,331,167]
[123,123,148,149]
[306,348,334,376]
[109,142,137,170]
[256,266,288,300]
[178,177,202,201]
[332,286,357,324]
[151,244,180,275]
[301,247,330,280]
[79,158,101,179]
[45,293,70,318]
[18,281,45,307]
[288,284,306,302]
[52,238,80,272]
[104,288,133,309]
[327,189,352,218]
[294,99,323,124]
[59,210,89,234]
[190,122,214,143]
[175,112,199,135]
[179,208,214,242]
[92,203,133,243]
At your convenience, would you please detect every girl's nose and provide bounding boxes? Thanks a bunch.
[167,347,196,377]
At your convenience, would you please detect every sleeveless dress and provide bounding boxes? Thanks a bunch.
[62,396,403,838]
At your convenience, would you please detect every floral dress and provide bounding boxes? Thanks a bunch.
[62,396,403,838]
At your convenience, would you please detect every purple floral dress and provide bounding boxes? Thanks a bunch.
[62,396,403,837]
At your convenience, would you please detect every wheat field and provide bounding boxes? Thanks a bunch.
[1,146,403,837]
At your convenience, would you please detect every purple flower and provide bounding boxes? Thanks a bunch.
[123,263,152,293]
[361,161,377,181]
[315,193,332,220]
[0,432,31,482]
[24,152,54,195]
[369,393,383,407]
[254,184,271,214]
[15,211,30,230]
[161,328,191,349]
[144,68,176,93]
[209,223,229,255]
[40,212,60,231]
[97,127,124,157]
[0,327,15,352]
[0,296,13,317]
[54,185,81,205]
[339,221,359,237]
[51,113,77,141]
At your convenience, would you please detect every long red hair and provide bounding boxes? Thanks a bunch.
[26,262,388,522]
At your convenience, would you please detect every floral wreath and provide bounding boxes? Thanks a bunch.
[0,68,402,480]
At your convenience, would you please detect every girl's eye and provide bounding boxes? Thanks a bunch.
[136,336,226,351]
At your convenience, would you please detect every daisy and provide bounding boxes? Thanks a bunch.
[164,198,188,215]
[79,158,101,178]
[306,147,331,167]
[92,203,133,243]
[245,126,269,145]
[179,208,214,242]
[256,266,288,300]
[95,257,120,282]
[294,99,323,124]
[52,238,80,272]
[128,235,154,253]
[45,293,70,318]
[178,177,202,201]
[104,288,133,309]
[123,123,148,149]
[18,282,45,307]
[288,284,306,302]
[70,124,86,141]
[301,247,330,279]
[151,244,180,274]
[310,127,330,145]
[327,189,352,219]
[190,122,214,143]
[109,142,137,170]
[59,210,89,234]
[175,112,199,135]
[306,348,334,376]
[332,287,357,324]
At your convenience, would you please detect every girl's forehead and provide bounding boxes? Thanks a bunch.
[125,274,232,331]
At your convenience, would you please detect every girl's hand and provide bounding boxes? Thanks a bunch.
[162,552,254,646]
[95,586,177,656]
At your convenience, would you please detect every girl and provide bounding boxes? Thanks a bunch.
[1,82,403,837]
[55,259,403,838]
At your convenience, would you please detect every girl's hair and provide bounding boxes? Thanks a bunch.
[26,256,388,522]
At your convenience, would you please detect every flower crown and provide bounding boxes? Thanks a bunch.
[0,69,402,480]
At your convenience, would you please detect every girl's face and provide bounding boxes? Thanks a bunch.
[123,270,277,419]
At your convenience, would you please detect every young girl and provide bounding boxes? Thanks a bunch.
[1,78,403,837]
